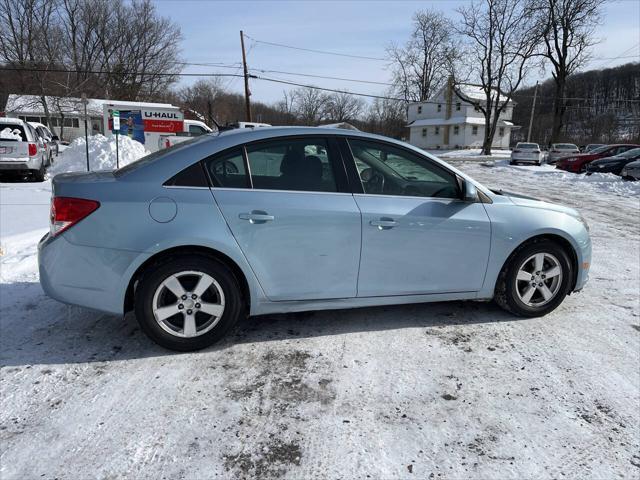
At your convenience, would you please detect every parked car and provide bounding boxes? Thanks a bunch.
[28,121,59,159]
[510,142,542,165]
[621,159,640,180]
[39,127,592,351]
[547,143,579,164]
[585,148,640,176]
[556,144,640,173]
[0,117,49,181]
[584,144,605,153]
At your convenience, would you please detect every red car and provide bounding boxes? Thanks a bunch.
[556,144,640,173]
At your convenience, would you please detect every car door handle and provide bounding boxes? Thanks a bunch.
[370,217,397,230]
[239,211,274,224]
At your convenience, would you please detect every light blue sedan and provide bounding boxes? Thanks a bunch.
[38,127,591,351]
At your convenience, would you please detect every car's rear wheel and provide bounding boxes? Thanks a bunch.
[31,161,45,182]
[495,240,573,317]
[134,256,244,351]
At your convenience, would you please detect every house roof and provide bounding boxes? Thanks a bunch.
[4,94,176,117]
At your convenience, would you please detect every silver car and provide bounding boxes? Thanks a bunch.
[621,159,640,180]
[0,117,49,180]
[510,142,542,165]
[547,143,580,164]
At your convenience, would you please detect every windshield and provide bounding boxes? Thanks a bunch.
[619,148,640,158]
[589,145,611,154]
[517,143,538,149]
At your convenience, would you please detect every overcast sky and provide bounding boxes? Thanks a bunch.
[154,0,640,105]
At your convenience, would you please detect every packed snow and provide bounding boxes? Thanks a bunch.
[47,134,149,177]
[0,153,638,479]
[0,128,23,141]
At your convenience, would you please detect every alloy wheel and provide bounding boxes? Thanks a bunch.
[152,270,225,338]
[514,253,563,307]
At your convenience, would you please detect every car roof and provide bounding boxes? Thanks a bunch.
[0,117,26,126]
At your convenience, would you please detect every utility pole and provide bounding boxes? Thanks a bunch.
[527,81,539,143]
[240,30,252,122]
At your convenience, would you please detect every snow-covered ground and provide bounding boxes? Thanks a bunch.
[1,158,639,479]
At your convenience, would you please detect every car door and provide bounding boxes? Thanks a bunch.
[342,137,491,297]
[206,136,362,301]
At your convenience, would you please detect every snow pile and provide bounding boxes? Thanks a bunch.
[0,127,23,141]
[48,134,149,176]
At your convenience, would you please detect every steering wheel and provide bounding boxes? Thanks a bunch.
[360,167,385,193]
[213,160,239,175]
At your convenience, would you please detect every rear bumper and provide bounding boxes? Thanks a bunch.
[511,155,540,163]
[0,157,41,170]
[38,233,150,315]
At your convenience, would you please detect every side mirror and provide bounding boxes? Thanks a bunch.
[458,176,478,202]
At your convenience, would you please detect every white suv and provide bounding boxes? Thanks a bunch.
[0,117,49,181]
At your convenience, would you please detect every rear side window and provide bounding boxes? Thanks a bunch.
[245,138,338,193]
[203,148,249,188]
[165,162,209,187]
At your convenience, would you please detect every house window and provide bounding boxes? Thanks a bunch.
[417,105,422,114]
[421,128,427,137]
[472,126,478,135]
[437,104,442,112]
[499,127,505,136]
[453,125,459,135]
[474,104,480,112]
[434,126,440,135]
[456,102,461,111]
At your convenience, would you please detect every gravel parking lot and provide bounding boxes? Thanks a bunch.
[1,159,638,479]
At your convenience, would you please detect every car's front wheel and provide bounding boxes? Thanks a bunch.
[134,256,244,351]
[495,240,573,317]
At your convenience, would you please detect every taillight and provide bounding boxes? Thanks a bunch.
[50,197,100,237]
[28,143,37,156]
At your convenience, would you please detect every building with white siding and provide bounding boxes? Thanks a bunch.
[407,82,518,150]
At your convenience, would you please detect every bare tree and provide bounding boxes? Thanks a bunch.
[537,0,603,143]
[364,95,407,139]
[324,91,365,122]
[387,9,459,102]
[291,88,329,125]
[177,78,224,127]
[457,0,541,154]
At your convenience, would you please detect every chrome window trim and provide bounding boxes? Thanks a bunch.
[210,186,352,196]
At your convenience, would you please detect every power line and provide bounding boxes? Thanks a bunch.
[3,66,639,104]
[249,67,394,86]
[244,33,387,62]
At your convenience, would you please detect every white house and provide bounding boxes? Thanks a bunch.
[407,82,518,150]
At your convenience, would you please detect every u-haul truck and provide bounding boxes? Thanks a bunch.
[103,102,212,152]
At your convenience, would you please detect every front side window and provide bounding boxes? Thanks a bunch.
[245,138,337,193]
[348,138,459,199]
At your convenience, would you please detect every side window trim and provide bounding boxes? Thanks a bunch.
[342,136,462,200]
[241,145,254,189]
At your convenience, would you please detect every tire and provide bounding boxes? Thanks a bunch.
[134,255,244,351]
[31,161,46,182]
[494,240,573,317]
